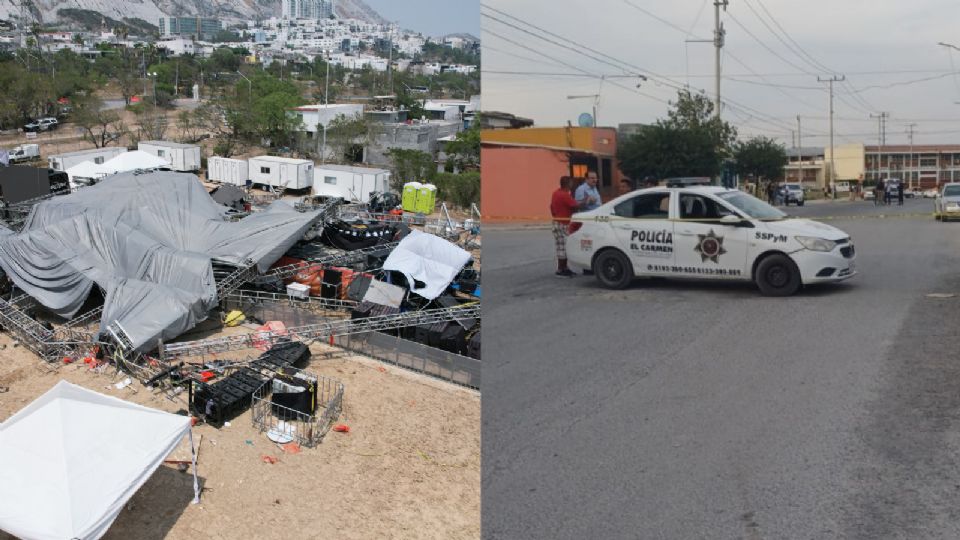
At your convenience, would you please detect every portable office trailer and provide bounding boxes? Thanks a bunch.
[138,141,201,172]
[48,147,126,172]
[207,156,249,186]
[247,156,314,190]
[312,164,392,203]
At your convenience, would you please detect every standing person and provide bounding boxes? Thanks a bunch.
[550,177,580,278]
[766,181,776,204]
[618,178,633,196]
[874,180,883,206]
[574,171,602,211]
[885,180,894,205]
[897,181,904,206]
[644,176,658,188]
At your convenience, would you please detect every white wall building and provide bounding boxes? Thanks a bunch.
[292,104,365,135]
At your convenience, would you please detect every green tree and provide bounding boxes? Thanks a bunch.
[662,89,737,156]
[432,171,480,208]
[386,148,436,191]
[443,119,479,172]
[618,124,718,180]
[73,93,125,147]
[324,112,371,163]
[734,136,787,183]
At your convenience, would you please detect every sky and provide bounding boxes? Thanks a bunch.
[481,0,960,146]
[362,0,480,37]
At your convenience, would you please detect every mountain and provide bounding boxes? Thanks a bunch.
[0,0,388,27]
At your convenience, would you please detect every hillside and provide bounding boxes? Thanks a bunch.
[0,0,387,27]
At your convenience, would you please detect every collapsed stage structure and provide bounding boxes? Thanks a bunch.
[0,169,481,392]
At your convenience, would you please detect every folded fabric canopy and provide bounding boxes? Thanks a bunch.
[0,380,199,540]
[64,160,110,183]
[0,171,321,350]
[382,230,471,300]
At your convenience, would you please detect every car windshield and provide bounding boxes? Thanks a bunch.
[785,185,801,191]
[717,191,787,220]
[944,185,960,197]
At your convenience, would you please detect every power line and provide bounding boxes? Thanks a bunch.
[481,3,798,132]
[482,27,671,106]
[481,3,808,133]
[619,0,709,40]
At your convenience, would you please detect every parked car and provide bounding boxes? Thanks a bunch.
[864,190,875,201]
[935,183,960,221]
[24,117,58,132]
[923,188,939,198]
[903,188,917,198]
[782,183,805,206]
[566,186,856,296]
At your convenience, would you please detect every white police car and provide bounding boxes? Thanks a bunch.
[566,186,856,296]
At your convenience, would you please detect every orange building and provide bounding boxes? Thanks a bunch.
[481,126,621,223]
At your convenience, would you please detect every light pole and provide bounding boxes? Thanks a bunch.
[321,53,330,164]
[236,70,252,102]
[149,72,158,107]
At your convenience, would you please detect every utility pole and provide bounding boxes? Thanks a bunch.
[797,115,803,185]
[870,111,888,181]
[906,122,917,189]
[713,0,729,121]
[387,22,394,95]
[819,75,844,197]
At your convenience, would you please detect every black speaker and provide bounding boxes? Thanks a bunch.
[321,268,342,299]
[351,301,375,319]
[467,331,481,360]
[439,324,467,355]
[270,374,317,416]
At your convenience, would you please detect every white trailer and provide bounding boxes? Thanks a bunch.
[8,143,39,164]
[138,141,201,172]
[207,156,249,186]
[312,164,392,203]
[48,147,126,172]
[247,156,314,190]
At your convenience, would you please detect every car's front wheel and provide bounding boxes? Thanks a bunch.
[755,254,801,296]
[593,249,633,290]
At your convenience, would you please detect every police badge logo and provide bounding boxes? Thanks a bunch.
[695,229,726,263]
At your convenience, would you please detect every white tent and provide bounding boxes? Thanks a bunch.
[64,160,110,187]
[382,230,471,300]
[100,150,170,174]
[0,380,199,540]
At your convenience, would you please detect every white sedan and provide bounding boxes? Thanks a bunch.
[566,186,857,296]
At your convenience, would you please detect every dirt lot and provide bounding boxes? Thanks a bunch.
[0,332,480,540]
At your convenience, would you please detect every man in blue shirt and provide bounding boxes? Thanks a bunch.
[574,171,602,211]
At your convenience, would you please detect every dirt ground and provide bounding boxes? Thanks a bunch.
[0,332,480,540]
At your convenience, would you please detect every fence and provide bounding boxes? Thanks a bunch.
[250,369,344,447]
[334,331,480,390]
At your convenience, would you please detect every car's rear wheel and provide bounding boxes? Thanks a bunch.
[593,249,633,290]
[755,254,801,296]
[798,200,805,206]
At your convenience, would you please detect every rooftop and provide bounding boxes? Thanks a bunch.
[316,163,390,174]
[140,141,199,149]
[249,155,314,164]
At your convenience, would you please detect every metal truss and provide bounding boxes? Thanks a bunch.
[163,303,481,359]
[266,241,399,280]
[223,289,357,312]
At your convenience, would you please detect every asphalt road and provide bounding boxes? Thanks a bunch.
[482,197,960,539]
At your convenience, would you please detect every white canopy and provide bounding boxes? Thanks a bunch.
[382,230,471,300]
[100,150,170,174]
[65,160,110,185]
[0,380,199,540]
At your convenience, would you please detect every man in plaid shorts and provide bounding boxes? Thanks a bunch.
[550,176,583,277]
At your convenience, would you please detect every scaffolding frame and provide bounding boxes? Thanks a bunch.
[222,290,357,312]
[163,304,481,359]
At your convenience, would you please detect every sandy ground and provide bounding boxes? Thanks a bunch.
[0,332,480,540]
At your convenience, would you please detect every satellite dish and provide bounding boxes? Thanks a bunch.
[577,112,594,127]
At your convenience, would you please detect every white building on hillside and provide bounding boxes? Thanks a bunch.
[292,104,365,136]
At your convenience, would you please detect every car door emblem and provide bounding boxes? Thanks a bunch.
[695,229,726,263]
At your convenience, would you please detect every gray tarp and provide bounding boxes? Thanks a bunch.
[0,171,320,350]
